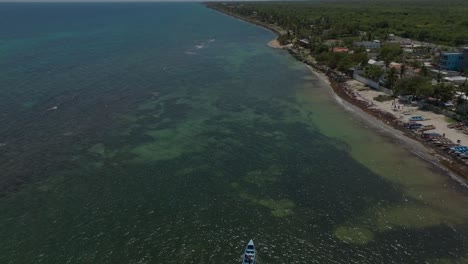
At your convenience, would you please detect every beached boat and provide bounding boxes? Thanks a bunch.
[409,116,425,121]
[242,239,256,264]
[420,125,436,131]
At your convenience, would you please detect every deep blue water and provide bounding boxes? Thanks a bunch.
[0,3,467,264]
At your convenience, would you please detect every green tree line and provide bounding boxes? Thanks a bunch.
[214,0,468,46]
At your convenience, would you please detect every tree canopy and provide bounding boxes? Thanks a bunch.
[213,0,468,46]
[380,44,403,65]
[393,76,432,96]
[393,76,455,102]
[364,65,384,81]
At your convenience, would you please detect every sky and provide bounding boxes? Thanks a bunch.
[0,0,215,2]
[0,0,244,2]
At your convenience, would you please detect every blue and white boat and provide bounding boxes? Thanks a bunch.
[242,239,256,264]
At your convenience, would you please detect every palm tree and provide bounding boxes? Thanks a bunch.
[421,65,429,77]
[386,67,399,89]
[400,64,407,78]
[456,72,468,116]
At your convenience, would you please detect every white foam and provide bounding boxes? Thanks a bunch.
[47,106,58,111]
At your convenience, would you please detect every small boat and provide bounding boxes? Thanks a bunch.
[420,125,436,131]
[407,122,422,129]
[409,116,426,121]
[242,239,256,264]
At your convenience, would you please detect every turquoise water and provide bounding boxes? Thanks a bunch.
[0,3,467,263]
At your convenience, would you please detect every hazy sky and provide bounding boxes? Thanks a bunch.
[0,0,277,2]
[0,0,216,2]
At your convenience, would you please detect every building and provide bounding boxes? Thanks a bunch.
[332,47,349,53]
[368,59,385,67]
[439,52,463,71]
[429,69,460,80]
[443,76,468,85]
[402,45,430,56]
[462,47,468,72]
[389,62,402,71]
[353,40,380,49]
[298,39,310,48]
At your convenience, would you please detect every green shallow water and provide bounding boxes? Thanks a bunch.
[0,3,467,264]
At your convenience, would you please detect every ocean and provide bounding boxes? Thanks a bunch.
[0,3,467,263]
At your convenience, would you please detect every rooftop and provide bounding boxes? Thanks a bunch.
[441,52,462,55]
[332,47,349,53]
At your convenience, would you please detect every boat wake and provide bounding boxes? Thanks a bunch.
[185,38,216,55]
[47,106,58,111]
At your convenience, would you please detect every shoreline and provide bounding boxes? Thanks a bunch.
[308,67,468,188]
[319,69,468,183]
[206,4,468,184]
[205,4,287,37]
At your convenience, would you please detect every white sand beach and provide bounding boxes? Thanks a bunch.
[267,39,290,49]
[347,80,468,146]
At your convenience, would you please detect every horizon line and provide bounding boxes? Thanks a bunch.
[0,0,274,2]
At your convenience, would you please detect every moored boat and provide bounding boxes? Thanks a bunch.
[242,239,256,264]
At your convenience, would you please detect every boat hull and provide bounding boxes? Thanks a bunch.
[242,239,256,264]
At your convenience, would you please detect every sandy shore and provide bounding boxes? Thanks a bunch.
[310,69,445,159]
[347,80,468,146]
[306,68,468,185]
[331,77,468,180]
[267,39,291,49]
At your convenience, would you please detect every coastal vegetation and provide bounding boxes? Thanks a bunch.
[218,0,468,46]
[393,76,456,103]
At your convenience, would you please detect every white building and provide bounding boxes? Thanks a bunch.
[443,76,468,85]
[368,59,385,67]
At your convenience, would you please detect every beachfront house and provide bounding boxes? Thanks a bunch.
[439,52,464,71]
[298,39,310,48]
[463,47,468,72]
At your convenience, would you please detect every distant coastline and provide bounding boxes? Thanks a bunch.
[204,3,468,184]
[205,3,286,37]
